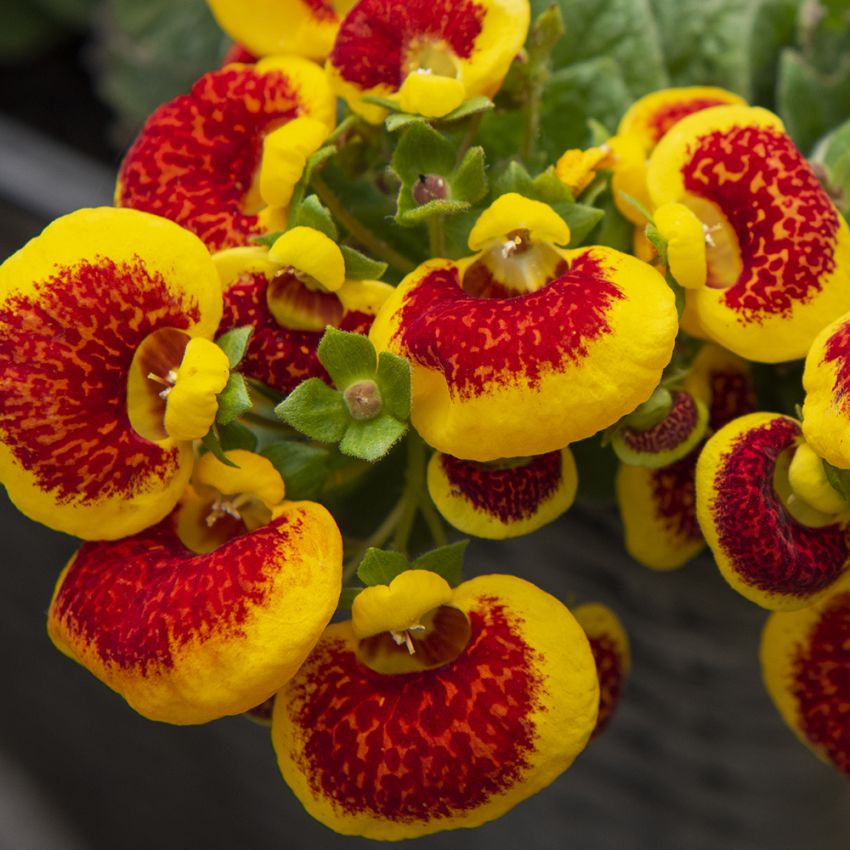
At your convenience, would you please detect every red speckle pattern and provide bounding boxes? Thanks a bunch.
[587,634,625,738]
[791,591,850,776]
[287,598,543,821]
[393,256,623,398]
[623,391,699,454]
[646,97,729,144]
[822,319,850,416]
[117,66,304,251]
[51,511,300,672]
[330,0,486,89]
[221,44,258,66]
[681,125,840,319]
[218,272,373,394]
[712,418,849,596]
[707,369,758,431]
[305,0,337,21]
[0,258,195,503]
[440,452,562,524]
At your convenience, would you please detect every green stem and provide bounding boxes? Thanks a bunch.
[520,81,542,162]
[341,500,405,583]
[456,112,484,163]
[427,215,447,259]
[311,173,417,275]
[419,492,447,548]
[392,430,428,555]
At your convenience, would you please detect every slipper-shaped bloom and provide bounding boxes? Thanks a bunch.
[647,106,850,362]
[208,0,356,61]
[574,603,630,738]
[617,346,757,570]
[426,448,577,539]
[696,412,850,610]
[116,58,336,252]
[802,312,850,471]
[0,207,225,540]
[370,195,677,462]
[48,450,342,724]
[214,234,393,395]
[271,569,598,839]
[761,572,850,778]
[327,0,529,123]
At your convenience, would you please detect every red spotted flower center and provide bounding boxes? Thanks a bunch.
[267,268,344,332]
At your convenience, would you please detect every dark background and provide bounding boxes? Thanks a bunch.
[2,8,850,850]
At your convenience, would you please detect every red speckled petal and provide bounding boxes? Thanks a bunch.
[116,60,334,251]
[272,574,598,839]
[427,449,577,539]
[48,501,342,724]
[696,413,850,610]
[218,271,373,394]
[762,574,850,777]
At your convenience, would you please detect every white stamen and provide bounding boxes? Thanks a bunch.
[390,624,426,655]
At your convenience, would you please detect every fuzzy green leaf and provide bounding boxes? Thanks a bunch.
[340,245,389,281]
[293,194,338,240]
[317,327,378,388]
[452,147,488,205]
[386,113,427,133]
[275,379,348,443]
[391,122,456,185]
[340,415,407,462]
[216,372,252,425]
[357,548,409,586]
[201,426,239,467]
[215,326,254,369]
[439,95,494,123]
[217,420,258,452]
[411,540,469,587]
[492,162,535,198]
[251,231,284,248]
[375,352,412,421]
[397,198,470,227]
[261,441,332,500]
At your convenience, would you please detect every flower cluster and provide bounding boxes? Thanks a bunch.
[3,0,850,837]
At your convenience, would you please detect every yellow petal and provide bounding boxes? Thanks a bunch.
[468,193,571,251]
[268,226,346,293]
[398,71,466,118]
[653,202,707,289]
[260,116,330,209]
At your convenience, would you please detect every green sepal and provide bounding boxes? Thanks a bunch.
[361,94,403,111]
[261,441,332,501]
[386,113,427,133]
[217,420,258,452]
[340,415,407,462]
[287,144,338,226]
[451,146,488,206]
[357,547,409,586]
[340,245,388,281]
[492,161,535,197]
[252,231,284,249]
[531,166,575,204]
[338,586,364,609]
[411,540,468,587]
[644,221,669,267]
[822,459,850,506]
[293,194,338,240]
[317,326,378,388]
[375,352,412,421]
[440,95,494,123]
[384,97,494,133]
[275,378,348,443]
[201,426,239,467]
[622,387,673,431]
[392,122,456,185]
[215,326,254,369]
[527,3,566,64]
[397,198,470,226]
[216,372,252,426]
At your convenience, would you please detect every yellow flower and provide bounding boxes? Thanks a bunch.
[272,571,598,838]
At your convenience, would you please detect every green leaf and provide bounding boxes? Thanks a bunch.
[201,426,239,467]
[587,190,634,253]
[391,122,456,185]
[527,3,566,63]
[750,0,800,106]
[375,352,412,421]
[818,118,850,214]
[438,96,494,123]
[357,548,409,586]
[293,194,338,240]
[557,203,606,246]
[451,147,488,206]
[799,0,850,75]
[338,587,364,608]
[261,441,332,500]
[386,112,427,133]
[287,144,338,223]
[492,162,535,198]
[340,245,389,281]
[217,420,258,452]
[339,415,408,462]
[397,198,471,227]
[540,0,668,97]
[361,94,403,111]
[532,167,574,204]
[216,373,252,425]
[252,231,284,248]
[823,459,850,505]
[275,379,349,443]
[317,327,378,388]
[411,540,469,587]
[215,326,254,369]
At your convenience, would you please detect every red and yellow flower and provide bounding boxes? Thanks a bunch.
[208,0,356,61]
[696,412,850,610]
[426,448,577,539]
[271,569,598,838]
[214,230,393,395]
[617,345,756,571]
[646,106,850,361]
[761,571,850,778]
[0,207,226,540]
[48,450,343,724]
[116,58,335,251]
[370,195,678,462]
[327,0,530,122]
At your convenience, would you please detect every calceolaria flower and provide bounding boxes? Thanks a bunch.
[327,0,530,122]
[48,450,343,724]
[0,208,225,540]
[214,230,392,395]
[370,194,678,462]
[761,571,850,777]
[616,345,756,571]
[647,106,850,361]
[271,570,598,838]
[426,449,577,539]
[116,58,335,251]
[696,413,850,610]
[207,0,355,61]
